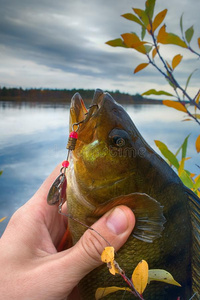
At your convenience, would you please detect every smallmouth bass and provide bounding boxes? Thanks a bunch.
[66,89,200,299]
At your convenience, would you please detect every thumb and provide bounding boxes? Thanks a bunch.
[61,205,135,286]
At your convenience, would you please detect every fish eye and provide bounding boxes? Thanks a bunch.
[109,128,129,147]
[113,136,125,147]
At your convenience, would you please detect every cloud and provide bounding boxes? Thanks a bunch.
[0,0,199,94]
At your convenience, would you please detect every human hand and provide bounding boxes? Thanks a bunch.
[0,165,135,300]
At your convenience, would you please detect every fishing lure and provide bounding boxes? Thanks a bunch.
[47,121,81,210]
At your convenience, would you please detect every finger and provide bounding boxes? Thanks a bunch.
[57,206,135,286]
[20,164,67,245]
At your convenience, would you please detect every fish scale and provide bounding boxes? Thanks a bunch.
[66,89,200,300]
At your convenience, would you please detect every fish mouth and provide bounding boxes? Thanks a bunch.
[69,93,88,129]
[70,89,116,130]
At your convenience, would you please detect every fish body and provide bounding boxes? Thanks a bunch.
[66,89,200,299]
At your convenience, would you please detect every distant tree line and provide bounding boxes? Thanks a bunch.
[0,87,162,104]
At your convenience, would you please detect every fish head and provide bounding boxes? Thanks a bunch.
[69,89,146,206]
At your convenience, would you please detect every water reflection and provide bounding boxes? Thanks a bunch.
[0,101,199,235]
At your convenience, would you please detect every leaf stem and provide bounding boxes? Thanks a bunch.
[181,32,200,58]
[120,273,144,300]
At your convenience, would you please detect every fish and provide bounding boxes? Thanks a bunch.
[66,89,200,300]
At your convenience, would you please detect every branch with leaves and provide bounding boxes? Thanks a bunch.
[106,0,200,152]
[155,136,200,196]
[95,247,181,299]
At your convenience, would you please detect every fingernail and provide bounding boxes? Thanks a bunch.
[106,207,128,235]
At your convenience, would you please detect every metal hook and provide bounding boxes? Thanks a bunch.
[72,119,85,132]
[88,104,99,109]
[71,104,98,132]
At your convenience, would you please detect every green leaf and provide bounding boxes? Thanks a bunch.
[184,69,197,98]
[184,169,192,177]
[148,269,181,287]
[178,157,191,177]
[121,13,145,27]
[179,170,194,189]
[0,170,3,176]
[174,134,190,160]
[133,8,149,26]
[157,25,187,48]
[142,89,174,96]
[180,14,184,35]
[144,45,152,53]
[105,38,127,48]
[165,74,176,89]
[194,175,200,189]
[141,26,146,40]
[185,26,194,44]
[181,134,190,159]
[145,0,156,19]
[154,140,180,170]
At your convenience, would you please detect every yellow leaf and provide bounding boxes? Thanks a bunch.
[193,114,200,119]
[157,25,187,48]
[196,134,200,153]
[194,174,200,183]
[172,54,183,70]
[121,33,147,54]
[152,9,168,32]
[109,261,122,275]
[101,247,121,275]
[178,157,191,176]
[95,286,131,300]
[134,63,149,74]
[190,173,196,178]
[163,100,187,112]
[165,60,172,71]
[152,46,159,59]
[0,216,7,222]
[182,118,192,122]
[101,247,115,263]
[132,260,148,294]
[198,37,200,49]
[148,269,181,287]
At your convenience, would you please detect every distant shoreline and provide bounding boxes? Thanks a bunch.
[0,87,163,105]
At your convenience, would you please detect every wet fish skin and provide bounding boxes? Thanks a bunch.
[66,89,199,300]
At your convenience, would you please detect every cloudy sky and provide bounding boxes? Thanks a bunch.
[0,0,199,95]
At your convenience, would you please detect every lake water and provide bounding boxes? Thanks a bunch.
[0,100,199,235]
